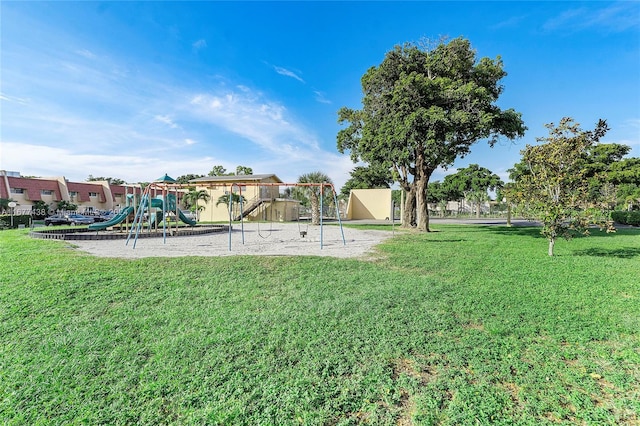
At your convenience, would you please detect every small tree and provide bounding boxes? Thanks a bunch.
[216,193,246,219]
[56,200,77,212]
[297,172,334,225]
[32,200,50,219]
[512,117,615,256]
[182,188,211,220]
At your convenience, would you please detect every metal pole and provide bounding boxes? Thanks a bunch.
[238,184,245,245]
[320,184,323,249]
[228,187,232,251]
[162,187,167,244]
[331,185,346,245]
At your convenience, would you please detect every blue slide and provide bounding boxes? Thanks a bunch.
[88,206,135,231]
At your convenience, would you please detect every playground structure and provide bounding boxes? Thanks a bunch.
[125,178,346,251]
[215,181,346,251]
[31,175,348,253]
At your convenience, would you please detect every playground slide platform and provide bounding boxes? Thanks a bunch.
[88,206,135,231]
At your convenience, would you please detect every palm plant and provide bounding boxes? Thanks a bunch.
[182,188,211,220]
[297,171,334,225]
[216,193,247,220]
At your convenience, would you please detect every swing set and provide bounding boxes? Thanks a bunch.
[222,181,346,251]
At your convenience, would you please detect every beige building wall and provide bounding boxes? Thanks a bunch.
[346,188,392,220]
[194,175,283,222]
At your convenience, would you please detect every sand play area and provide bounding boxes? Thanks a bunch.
[68,222,396,259]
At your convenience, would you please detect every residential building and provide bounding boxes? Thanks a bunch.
[0,170,142,214]
[190,174,300,222]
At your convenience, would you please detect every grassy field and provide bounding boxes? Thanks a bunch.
[1,224,639,425]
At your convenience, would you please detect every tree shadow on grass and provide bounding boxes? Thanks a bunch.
[477,225,546,239]
[573,247,640,259]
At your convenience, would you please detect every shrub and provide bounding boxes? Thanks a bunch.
[611,210,640,226]
[0,214,31,229]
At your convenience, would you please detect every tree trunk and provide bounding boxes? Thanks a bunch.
[310,195,320,225]
[415,152,433,232]
[416,174,430,232]
[476,201,481,218]
[402,187,416,228]
[548,238,555,256]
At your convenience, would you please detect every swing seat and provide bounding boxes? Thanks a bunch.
[300,231,307,238]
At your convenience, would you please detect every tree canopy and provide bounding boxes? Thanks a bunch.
[297,171,334,225]
[86,176,125,185]
[444,164,503,217]
[337,37,525,231]
[340,164,393,199]
[208,165,254,177]
[176,174,205,184]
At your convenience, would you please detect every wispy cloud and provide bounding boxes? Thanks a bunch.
[273,65,305,83]
[490,15,527,30]
[76,49,97,59]
[1,142,216,183]
[313,90,331,104]
[543,2,639,33]
[189,89,319,155]
[0,93,30,104]
[192,39,207,50]
[1,12,350,187]
[155,114,180,129]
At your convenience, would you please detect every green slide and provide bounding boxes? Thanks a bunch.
[178,209,197,226]
[88,206,135,231]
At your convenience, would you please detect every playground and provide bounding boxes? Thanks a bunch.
[30,174,395,257]
[64,222,394,259]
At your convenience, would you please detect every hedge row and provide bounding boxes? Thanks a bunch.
[611,210,640,226]
[0,214,32,229]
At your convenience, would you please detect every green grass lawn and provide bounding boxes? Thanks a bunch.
[1,225,639,425]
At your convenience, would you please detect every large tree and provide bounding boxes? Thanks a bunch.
[337,37,525,231]
[511,117,615,256]
[444,164,503,218]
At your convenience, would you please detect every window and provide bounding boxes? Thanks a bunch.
[10,188,24,194]
[89,192,99,197]
[41,190,54,195]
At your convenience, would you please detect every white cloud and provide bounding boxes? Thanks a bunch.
[273,65,305,83]
[490,15,527,30]
[0,142,216,184]
[76,49,96,59]
[192,39,207,50]
[543,3,639,33]
[155,114,180,129]
[314,90,332,104]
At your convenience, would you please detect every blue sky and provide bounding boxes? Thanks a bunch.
[1,1,639,190]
